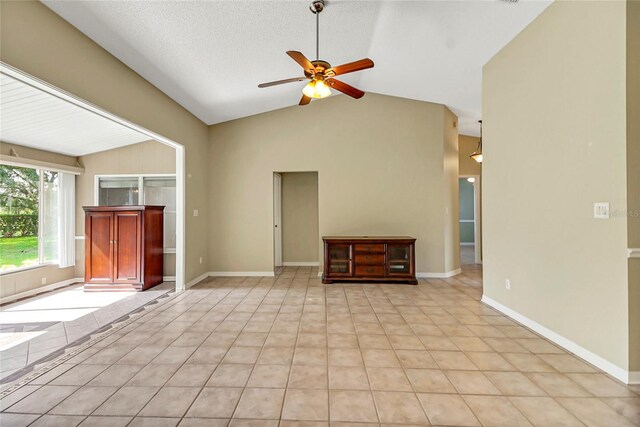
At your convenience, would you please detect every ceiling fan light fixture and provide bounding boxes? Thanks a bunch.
[303,79,332,99]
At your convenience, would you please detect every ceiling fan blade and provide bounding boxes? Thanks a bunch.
[326,78,365,99]
[326,58,374,77]
[287,51,316,72]
[299,94,312,106]
[258,77,307,88]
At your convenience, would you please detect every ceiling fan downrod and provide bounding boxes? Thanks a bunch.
[310,0,325,60]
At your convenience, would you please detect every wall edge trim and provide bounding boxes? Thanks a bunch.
[209,271,275,277]
[481,294,632,384]
[417,269,462,278]
[185,272,210,290]
[282,262,319,266]
[0,277,83,305]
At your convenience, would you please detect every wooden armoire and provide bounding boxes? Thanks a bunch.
[84,206,164,291]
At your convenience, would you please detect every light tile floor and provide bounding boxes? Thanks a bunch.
[0,265,638,426]
[0,283,174,382]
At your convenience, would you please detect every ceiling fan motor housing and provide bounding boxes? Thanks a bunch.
[304,60,332,78]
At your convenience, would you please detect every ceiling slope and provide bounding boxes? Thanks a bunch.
[43,0,551,136]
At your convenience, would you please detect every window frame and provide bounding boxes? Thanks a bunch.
[0,164,59,275]
[94,173,177,253]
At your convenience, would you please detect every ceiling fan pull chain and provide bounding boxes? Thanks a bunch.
[316,11,319,60]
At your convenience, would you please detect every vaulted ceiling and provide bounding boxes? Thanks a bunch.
[43,0,551,136]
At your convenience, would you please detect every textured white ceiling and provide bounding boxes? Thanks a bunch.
[0,74,149,156]
[43,0,551,136]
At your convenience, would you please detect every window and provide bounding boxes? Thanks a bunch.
[0,165,73,272]
[96,175,176,253]
[98,177,139,205]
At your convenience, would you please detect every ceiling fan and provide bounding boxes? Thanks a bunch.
[258,0,374,106]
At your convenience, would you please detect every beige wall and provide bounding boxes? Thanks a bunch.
[483,0,629,371]
[281,172,319,264]
[0,143,79,299]
[209,93,459,275]
[627,0,640,372]
[459,135,482,176]
[76,140,176,277]
[1,1,210,285]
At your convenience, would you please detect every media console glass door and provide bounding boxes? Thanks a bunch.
[327,244,353,276]
[387,244,413,277]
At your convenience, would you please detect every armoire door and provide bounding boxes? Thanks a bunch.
[85,211,114,284]
[113,211,142,284]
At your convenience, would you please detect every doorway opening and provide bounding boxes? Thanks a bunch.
[459,175,481,265]
[273,172,319,273]
[0,63,186,383]
[1,63,186,292]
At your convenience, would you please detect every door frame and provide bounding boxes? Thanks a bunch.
[459,174,482,264]
[273,172,283,268]
[1,62,187,292]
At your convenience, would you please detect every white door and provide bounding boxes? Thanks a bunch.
[274,173,282,267]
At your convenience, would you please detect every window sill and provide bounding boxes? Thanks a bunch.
[0,262,61,277]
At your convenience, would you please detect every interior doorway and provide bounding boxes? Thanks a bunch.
[0,64,186,383]
[273,172,319,271]
[459,175,481,264]
[1,63,186,292]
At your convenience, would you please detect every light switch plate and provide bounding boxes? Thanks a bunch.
[193,209,199,217]
[593,202,609,219]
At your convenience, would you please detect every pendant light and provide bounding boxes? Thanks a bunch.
[470,120,483,163]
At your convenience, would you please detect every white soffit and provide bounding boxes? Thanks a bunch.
[0,73,150,156]
[43,0,552,136]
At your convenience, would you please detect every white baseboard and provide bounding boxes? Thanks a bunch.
[282,262,319,267]
[209,271,275,277]
[417,268,462,278]
[481,294,634,384]
[185,272,210,290]
[0,277,83,305]
[162,276,176,282]
[460,242,475,246]
[185,271,279,289]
